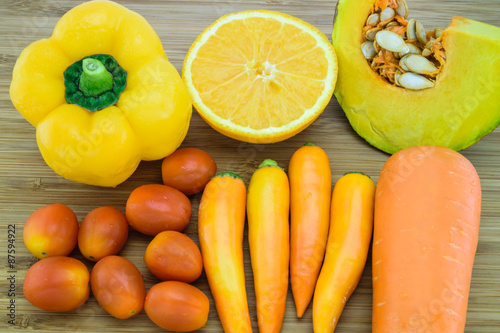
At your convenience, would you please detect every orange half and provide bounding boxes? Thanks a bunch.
[183,10,338,143]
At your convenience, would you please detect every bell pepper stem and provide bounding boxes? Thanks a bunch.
[79,58,113,97]
[64,54,127,112]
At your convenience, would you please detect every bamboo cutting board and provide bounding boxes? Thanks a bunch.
[1,0,500,332]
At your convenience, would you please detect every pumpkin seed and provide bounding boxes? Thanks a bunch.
[394,70,403,86]
[415,21,428,45]
[434,27,443,38]
[361,41,377,59]
[366,27,379,41]
[376,30,409,53]
[398,72,435,90]
[380,7,396,22]
[386,22,399,28]
[386,25,407,39]
[399,55,411,71]
[373,41,381,53]
[405,54,439,74]
[366,13,380,26]
[379,66,386,77]
[421,48,432,57]
[396,0,409,19]
[425,40,434,50]
[398,42,421,57]
[407,19,416,40]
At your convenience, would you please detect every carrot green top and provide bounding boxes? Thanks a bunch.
[214,171,243,180]
[258,159,283,169]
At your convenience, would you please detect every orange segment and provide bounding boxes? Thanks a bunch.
[276,47,331,80]
[183,10,338,143]
[191,58,247,92]
[201,71,255,120]
[276,73,326,107]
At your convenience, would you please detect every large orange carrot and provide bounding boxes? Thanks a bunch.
[198,172,252,333]
[288,143,332,318]
[313,172,375,333]
[247,159,289,333]
[373,146,481,333]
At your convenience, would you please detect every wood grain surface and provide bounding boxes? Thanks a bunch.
[1,0,500,332]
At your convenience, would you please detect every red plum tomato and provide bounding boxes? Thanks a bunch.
[23,256,90,312]
[126,184,192,236]
[145,281,209,332]
[161,148,217,195]
[90,256,146,319]
[78,206,128,261]
[23,203,78,259]
[144,230,203,283]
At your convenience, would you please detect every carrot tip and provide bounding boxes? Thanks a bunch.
[296,308,306,318]
[294,301,307,318]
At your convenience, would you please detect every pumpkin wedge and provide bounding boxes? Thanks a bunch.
[332,0,500,154]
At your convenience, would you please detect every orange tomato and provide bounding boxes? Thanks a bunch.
[144,230,203,283]
[78,206,129,261]
[90,256,146,319]
[145,281,209,332]
[161,148,217,195]
[126,184,192,236]
[23,256,90,312]
[23,203,78,259]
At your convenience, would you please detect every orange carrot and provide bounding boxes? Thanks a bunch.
[288,143,332,318]
[313,172,375,332]
[373,146,481,333]
[198,172,252,333]
[247,159,289,333]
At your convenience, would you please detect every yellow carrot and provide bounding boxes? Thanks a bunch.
[247,159,289,333]
[198,172,252,332]
[289,143,332,318]
[313,172,375,332]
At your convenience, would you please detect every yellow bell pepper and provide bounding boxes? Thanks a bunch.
[9,0,192,187]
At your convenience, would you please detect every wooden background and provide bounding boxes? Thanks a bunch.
[1,0,500,332]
